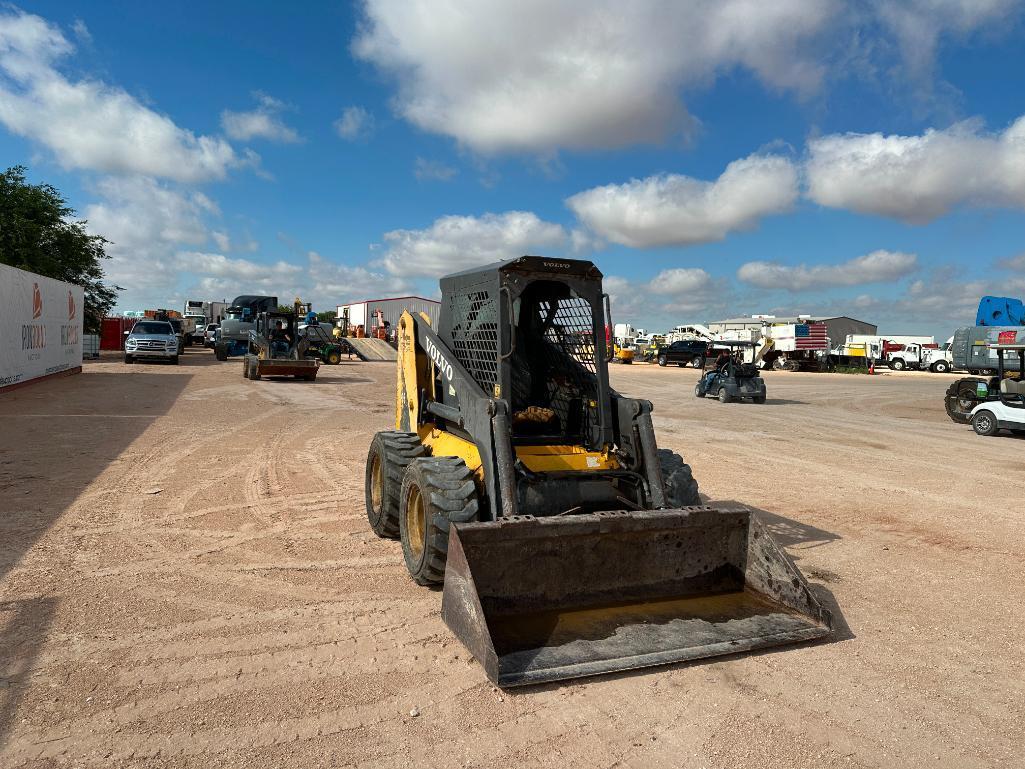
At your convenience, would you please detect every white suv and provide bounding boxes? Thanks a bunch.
[125,321,180,364]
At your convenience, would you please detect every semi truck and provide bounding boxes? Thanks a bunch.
[214,295,278,361]
[183,299,229,346]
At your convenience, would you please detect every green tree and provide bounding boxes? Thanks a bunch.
[0,166,118,332]
[316,310,336,323]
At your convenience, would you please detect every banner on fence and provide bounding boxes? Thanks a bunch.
[1,263,84,391]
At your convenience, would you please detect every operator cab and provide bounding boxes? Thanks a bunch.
[438,256,613,451]
[257,312,296,359]
[509,279,603,445]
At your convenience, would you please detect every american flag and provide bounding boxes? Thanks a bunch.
[794,322,828,350]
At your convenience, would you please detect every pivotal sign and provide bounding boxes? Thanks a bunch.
[1,263,84,391]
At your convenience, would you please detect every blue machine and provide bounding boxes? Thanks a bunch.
[976,296,1025,326]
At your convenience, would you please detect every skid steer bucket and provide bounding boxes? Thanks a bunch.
[441,506,832,687]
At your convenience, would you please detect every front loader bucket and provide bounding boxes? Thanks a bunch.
[441,506,832,687]
[256,359,318,377]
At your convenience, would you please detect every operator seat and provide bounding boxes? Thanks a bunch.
[999,377,1025,405]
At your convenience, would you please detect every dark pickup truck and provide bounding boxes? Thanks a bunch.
[656,340,708,368]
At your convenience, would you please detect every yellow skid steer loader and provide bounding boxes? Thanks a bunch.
[365,257,831,687]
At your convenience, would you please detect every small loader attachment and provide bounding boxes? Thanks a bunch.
[441,506,832,687]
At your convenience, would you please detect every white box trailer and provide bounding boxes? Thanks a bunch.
[1,264,84,392]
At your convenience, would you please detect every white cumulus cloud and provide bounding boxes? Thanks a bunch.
[872,0,1018,84]
[566,155,798,248]
[648,268,714,296]
[84,176,217,300]
[178,251,412,311]
[806,117,1025,222]
[737,250,919,291]
[414,157,457,182]
[334,105,373,140]
[353,0,833,153]
[353,1,1020,155]
[221,93,301,143]
[380,211,568,277]
[0,10,244,182]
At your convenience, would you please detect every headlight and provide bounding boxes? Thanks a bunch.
[126,339,137,348]
[166,340,177,348]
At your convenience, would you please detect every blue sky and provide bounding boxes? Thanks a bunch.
[2,1,1025,338]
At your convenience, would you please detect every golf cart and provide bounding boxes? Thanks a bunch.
[694,341,767,403]
[968,337,1025,437]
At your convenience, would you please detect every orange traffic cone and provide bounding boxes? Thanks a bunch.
[868,360,875,375]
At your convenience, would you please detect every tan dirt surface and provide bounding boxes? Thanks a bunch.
[1,351,1022,768]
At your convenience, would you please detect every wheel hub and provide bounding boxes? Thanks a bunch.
[405,484,426,559]
[370,455,383,512]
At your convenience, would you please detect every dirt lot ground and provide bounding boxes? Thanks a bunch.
[1,350,1022,768]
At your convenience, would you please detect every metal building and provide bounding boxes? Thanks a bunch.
[336,295,440,331]
[818,316,877,345]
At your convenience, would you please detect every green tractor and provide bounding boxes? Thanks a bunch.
[299,319,346,364]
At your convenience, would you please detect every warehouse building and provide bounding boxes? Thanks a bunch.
[818,315,877,344]
[336,296,440,332]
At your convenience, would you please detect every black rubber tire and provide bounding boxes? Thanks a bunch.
[399,457,479,585]
[891,358,906,371]
[249,357,261,380]
[718,388,731,403]
[169,355,179,365]
[932,360,950,374]
[326,350,341,365]
[657,449,701,507]
[243,357,251,379]
[694,384,703,398]
[944,379,983,424]
[753,395,766,404]
[972,410,999,437]
[657,355,668,367]
[124,355,133,364]
[365,431,426,538]
[215,343,228,361]
[692,356,706,369]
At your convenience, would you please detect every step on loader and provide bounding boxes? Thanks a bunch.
[365,257,831,687]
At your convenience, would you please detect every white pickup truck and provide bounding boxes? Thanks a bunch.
[887,341,954,373]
